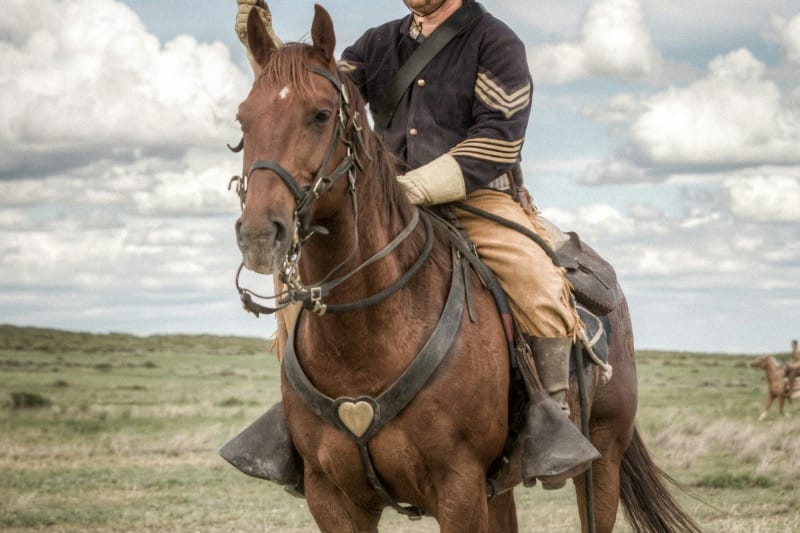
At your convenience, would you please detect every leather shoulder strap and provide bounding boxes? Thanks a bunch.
[372,1,487,133]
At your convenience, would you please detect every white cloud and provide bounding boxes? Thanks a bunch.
[581,159,651,184]
[771,12,800,63]
[0,150,241,290]
[629,49,800,167]
[529,0,662,84]
[543,204,638,241]
[726,171,800,223]
[584,47,800,184]
[0,0,250,176]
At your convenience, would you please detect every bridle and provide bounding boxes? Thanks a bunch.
[229,64,432,317]
[230,66,360,237]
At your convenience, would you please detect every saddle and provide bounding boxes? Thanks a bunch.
[431,205,614,382]
[538,217,621,317]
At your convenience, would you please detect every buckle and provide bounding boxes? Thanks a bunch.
[309,287,327,316]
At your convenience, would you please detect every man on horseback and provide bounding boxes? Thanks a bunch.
[230,0,599,491]
[786,339,800,393]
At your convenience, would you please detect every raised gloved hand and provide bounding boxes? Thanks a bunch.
[235,0,282,48]
[396,154,466,206]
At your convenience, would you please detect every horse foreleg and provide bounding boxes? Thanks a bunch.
[487,490,518,532]
[759,395,774,421]
[304,468,382,533]
[431,464,493,533]
[778,394,786,416]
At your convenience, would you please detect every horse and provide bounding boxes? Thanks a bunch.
[232,5,699,532]
[750,355,791,420]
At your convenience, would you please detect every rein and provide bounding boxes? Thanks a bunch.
[231,65,431,317]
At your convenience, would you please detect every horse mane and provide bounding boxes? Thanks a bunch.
[338,73,450,269]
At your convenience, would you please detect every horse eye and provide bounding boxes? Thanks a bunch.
[313,109,332,124]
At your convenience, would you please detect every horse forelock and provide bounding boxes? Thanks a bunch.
[256,43,322,99]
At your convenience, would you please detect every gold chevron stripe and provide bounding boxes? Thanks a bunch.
[449,148,519,164]
[451,144,520,157]
[477,72,531,103]
[476,83,530,110]
[449,137,524,164]
[476,88,530,118]
[475,72,531,119]
[453,137,524,151]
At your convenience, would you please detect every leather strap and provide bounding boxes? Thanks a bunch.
[282,249,466,518]
[283,247,465,443]
[372,1,487,133]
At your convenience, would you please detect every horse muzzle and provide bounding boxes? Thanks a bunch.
[235,216,290,275]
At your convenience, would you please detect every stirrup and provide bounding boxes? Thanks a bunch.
[219,402,304,495]
[521,393,599,490]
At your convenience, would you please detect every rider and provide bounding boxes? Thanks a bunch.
[231,0,599,490]
[786,339,800,393]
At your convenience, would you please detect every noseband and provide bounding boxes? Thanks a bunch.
[230,64,431,317]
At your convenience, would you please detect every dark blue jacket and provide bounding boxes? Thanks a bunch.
[340,1,532,193]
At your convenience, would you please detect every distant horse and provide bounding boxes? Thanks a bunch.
[232,5,698,532]
[750,355,792,420]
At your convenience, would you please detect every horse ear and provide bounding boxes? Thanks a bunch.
[247,8,277,73]
[311,4,336,64]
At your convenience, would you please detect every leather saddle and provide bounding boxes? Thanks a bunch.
[539,217,621,317]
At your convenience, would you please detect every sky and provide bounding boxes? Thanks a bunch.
[1,0,799,354]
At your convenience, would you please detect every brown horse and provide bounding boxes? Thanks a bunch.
[233,5,698,532]
[750,355,792,420]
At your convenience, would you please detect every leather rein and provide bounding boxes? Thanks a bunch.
[229,65,434,317]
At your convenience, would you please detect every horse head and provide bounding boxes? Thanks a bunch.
[750,355,774,370]
[234,5,354,275]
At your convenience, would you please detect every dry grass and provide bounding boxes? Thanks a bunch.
[2,327,799,531]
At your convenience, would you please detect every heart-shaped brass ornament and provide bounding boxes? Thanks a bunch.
[337,400,375,438]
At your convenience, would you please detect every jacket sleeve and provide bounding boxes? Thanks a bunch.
[448,24,532,192]
[338,35,369,100]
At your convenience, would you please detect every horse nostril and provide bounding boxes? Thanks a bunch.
[274,220,287,245]
[235,219,245,244]
[236,217,288,246]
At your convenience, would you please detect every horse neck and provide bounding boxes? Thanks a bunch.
[762,357,783,380]
[766,357,778,372]
[294,165,428,388]
[299,161,417,312]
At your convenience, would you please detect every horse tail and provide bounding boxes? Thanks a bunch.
[619,426,701,533]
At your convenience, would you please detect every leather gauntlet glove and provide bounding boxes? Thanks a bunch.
[235,0,282,48]
[396,154,466,206]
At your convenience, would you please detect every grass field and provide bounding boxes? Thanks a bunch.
[1,324,798,531]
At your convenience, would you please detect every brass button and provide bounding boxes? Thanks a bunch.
[416,79,426,87]
[409,128,418,136]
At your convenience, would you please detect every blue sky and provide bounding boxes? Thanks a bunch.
[1,0,799,353]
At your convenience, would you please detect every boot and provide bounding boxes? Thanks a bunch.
[219,402,305,497]
[521,337,600,490]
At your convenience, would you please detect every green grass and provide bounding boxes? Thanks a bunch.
[1,324,799,531]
